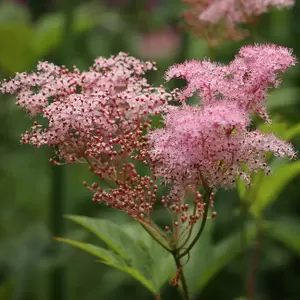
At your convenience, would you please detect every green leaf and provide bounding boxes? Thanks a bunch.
[0,24,35,73]
[285,123,300,141]
[184,219,214,295]
[64,216,174,294]
[66,215,135,258]
[33,5,97,59]
[268,88,300,109]
[0,2,30,25]
[56,238,126,265]
[259,121,300,142]
[57,238,156,294]
[264,219,300,256]
[122,223,175,290]
[236,178,247,201]
[196,224,256,292]
[250,161,300,217]
[33,13,63,58]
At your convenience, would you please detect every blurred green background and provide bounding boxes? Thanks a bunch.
[1,0,300,299]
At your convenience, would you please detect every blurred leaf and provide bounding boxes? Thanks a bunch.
[33,4,98,59]
[0,226,49,300]
[259,121,289,139]
[259,121,300,141]
[184,219,213,294]
[0,2,29,25]
[285,123,300,141]
[268,88,300,109]
[264,219,300,256]
[33,13,63,58]
[186,32,208,60]
[250,161,300,217]
[236,178,246,200]
[0,280,13,300]
[196,224,256,292]
[0,24,35,73]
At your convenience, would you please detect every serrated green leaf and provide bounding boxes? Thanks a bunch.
[66,215,134,258]
[64,216,174,293]
[56,238,126,265]
[122,223,174,290]
[57,238,156,294]
[250,161,300,217]
[264,219,300,256]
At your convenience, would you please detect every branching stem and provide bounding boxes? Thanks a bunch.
[179,188,212,258]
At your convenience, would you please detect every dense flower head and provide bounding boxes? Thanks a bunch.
[1,52,170,164]
[181,0,295,45]
[166,44,296,122]
[148,102,296,189]
[149,43,296,189]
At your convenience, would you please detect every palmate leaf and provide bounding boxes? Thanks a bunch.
[59,216,174,295]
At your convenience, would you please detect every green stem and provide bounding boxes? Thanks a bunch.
[50,164,65,300]
[173,253,190,300]
[50,1,75,300]
[179,188,212,258]
[140,222,172,252]
[247,219,263,300]
[240,200,249,293]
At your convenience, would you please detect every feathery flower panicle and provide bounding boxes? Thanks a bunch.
[1,53,172,221]
[166,44,296,122]
[148,102,295,189]
[150,44,296,189]
[1,52,169,161]
[181,0,295,46]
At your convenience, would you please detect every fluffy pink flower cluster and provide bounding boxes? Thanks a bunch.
[166,44,296,122]
[1,53,170,165]
[148,44,296,189]
[199,0,294,24]
[1,52,173,220]
[182,0,295,45]
[0,44,296,220]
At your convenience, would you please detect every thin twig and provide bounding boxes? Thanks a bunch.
[140,222,171,252]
